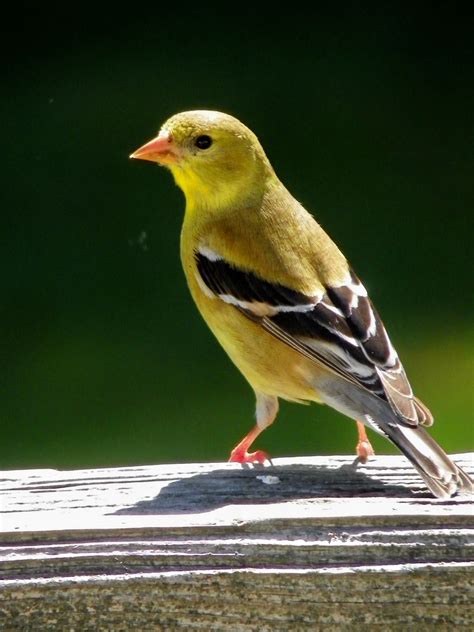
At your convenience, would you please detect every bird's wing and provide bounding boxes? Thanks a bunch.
[195,247,432,427]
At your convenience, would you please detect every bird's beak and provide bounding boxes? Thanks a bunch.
[129,131,179,165]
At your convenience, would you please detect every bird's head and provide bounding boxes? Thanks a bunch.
[130,110,273,211]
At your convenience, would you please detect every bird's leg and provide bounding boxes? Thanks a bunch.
[228,394,278,464]
[228,425,269,464]
[356,420,375,463]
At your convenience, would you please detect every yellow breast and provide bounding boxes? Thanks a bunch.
[180,228,324,403]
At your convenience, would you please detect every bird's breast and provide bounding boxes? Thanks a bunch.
[180,236,324,402]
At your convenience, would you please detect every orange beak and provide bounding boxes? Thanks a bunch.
[129,131,179,164]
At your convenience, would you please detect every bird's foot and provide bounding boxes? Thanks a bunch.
[228,448,271,465]
[356,439,375,464]
[355,420,375,464]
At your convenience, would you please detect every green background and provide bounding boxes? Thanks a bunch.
[2,6,473,469]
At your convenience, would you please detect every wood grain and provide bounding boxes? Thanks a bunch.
[1,454,473,630]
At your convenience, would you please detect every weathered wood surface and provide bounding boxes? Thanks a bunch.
[0,454,473,630]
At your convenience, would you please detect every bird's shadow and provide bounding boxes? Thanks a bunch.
[113,461,426,516]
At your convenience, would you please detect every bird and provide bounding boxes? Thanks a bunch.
[130,109,473,499]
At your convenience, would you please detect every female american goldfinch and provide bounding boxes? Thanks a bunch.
[131,110,472,499]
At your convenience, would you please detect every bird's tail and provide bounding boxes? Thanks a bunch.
[386,423,473,499]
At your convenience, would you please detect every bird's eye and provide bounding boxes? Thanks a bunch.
[194,135,213,150]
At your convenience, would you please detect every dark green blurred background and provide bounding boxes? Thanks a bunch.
[2,6,473,469]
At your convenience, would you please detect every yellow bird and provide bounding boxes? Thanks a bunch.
[131,110,472,499]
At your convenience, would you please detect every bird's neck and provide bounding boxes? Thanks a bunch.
[179,166,277,220]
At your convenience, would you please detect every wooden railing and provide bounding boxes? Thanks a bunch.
[1,454,472,629]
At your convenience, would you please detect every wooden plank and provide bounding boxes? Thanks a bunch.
[0,454,473,630]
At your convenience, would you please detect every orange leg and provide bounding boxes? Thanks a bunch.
[356,420,375,463]
[228,393,278,464]
[228,424,271,464]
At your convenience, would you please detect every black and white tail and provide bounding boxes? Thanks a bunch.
[385,423,473,499]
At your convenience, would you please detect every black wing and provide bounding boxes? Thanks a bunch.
[196,248,432,426]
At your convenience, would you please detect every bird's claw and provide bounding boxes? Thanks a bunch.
[228,448,272,465]
[356,439,375,464]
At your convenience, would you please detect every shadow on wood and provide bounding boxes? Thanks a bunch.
[113,461,418,515]
[1,454,472,629]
